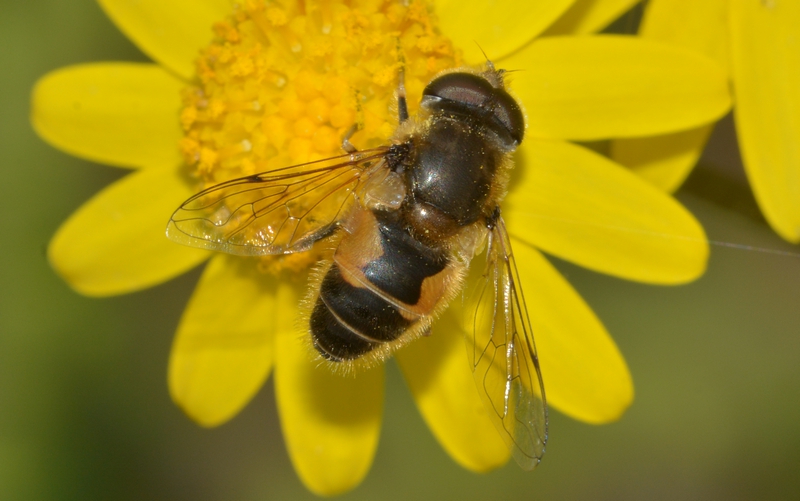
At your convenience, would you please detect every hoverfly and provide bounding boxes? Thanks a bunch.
[167,63,547,469]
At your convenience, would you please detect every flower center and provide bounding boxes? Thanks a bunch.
[179,0,461,275]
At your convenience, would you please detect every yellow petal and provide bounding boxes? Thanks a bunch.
[395,311,509,472]
[97,0,232,80]
[48,168,209,296]
[168,255,286,427]
[504,139,708,284]
[640,0,730,72]
[544,0,642,36]
[275,328,383,496]
[611,125,714,192]
[503,36,731,140]
[609,0,729,193]
[513,242,633,423]
[730,1,800,243]
[434,0,576,63]
[31,63,183,169]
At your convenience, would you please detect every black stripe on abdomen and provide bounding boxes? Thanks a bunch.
[311,263,413,361]
[362,210,448,306]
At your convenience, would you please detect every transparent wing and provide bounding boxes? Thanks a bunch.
[466,214,548,470]
[166,147,389,255]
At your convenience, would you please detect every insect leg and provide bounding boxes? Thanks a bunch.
[394,38,409,124]
[341,123,359,154]
[397,65,409,123]
[284,221,340,253]
[341,88,366,154]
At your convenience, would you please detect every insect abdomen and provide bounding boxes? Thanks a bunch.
[310,263,412,360]
[310,209,452,362]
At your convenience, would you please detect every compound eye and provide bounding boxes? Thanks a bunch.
[422,73,494,108]
[422,71,526,149]
[492,91,525,145]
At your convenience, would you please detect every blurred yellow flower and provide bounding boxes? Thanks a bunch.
[611,0,800,244]
[32,0,728,495]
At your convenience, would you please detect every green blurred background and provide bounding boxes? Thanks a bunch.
[2,1,799,499]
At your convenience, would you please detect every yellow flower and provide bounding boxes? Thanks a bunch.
[31,0,729,495]
[609,0,800,244]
